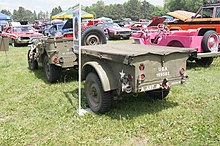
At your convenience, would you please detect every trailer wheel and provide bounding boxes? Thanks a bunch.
[202,30,219,52]
[85,72,112,114]
[28,50,38,70]
[146,88,169,100]
[81,26,107,46]
[43,55,60,83]
[195,57,213,66]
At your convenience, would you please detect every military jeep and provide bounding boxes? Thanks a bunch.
[28,26,107,82]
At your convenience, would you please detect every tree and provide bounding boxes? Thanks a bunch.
[1,9,12,16]
[124,0,142,21]
[51,6,63,18]
[165,0,203,12]
[33,11,37,20]
[38,11,44,20]
[12,7,35,23]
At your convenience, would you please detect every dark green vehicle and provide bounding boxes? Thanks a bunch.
[28,27,195,114]
[28,26,107,83]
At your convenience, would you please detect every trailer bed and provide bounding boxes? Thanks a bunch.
[82,43,195,57]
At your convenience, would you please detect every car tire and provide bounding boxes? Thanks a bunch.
[145,88,170,100]
[27,50,38,70]
[12,39,18,47]
[43,55,60,83]
[123,36,130,40]
[85,72,112,114]
[81,26,107,46]
[195,57,214,66]
[202,30,219,52]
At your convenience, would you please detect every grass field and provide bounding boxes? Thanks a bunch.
[0,42,220,145]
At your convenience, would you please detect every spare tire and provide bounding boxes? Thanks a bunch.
[202,30,219,52]
[81,26,107,46]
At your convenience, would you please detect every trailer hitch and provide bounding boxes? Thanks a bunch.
[161,78,170,90]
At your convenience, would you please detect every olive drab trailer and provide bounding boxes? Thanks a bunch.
[81,44,195,114]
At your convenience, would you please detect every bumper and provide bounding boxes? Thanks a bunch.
[137,76,187,92]
[197,52,220,58]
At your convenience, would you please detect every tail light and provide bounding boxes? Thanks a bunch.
[128,74,133,81]
[139,64,145,70]
[53,57,59,63]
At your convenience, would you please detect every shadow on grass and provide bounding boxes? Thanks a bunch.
[63,87,179,119]
[63,88,87,111]
[107,93,179,119]
[186,61,211,70]
[28,66,78,84]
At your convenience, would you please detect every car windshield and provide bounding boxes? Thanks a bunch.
[57,24,64,30]
[104,23,120,27]
[141,22,150,26]
[13,26,34,32]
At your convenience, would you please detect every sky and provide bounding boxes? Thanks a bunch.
[0,0,164,13]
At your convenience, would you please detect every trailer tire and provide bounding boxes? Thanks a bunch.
[28,50,38,70]
[202,30,219,52]
[146,88,169,100]
[81,26,107,46]
[43,55,60,83]
[195,57,213,66]
[85,72,112,114]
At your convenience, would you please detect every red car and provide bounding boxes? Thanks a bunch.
[125,17,166,33]
[1,25,43,47]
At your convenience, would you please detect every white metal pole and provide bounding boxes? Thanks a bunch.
[78,3,82,112]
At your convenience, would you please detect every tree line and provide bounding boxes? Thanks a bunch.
[0,0,204,23]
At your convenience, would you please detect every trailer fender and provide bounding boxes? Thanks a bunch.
[82,61,117,92]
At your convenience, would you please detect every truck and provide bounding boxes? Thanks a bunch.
[28,32,195,113]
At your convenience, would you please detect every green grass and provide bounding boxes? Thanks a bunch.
[0,43,220,145]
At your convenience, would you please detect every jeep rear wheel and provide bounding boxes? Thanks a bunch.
[43,55,60,83]
[85,72,112,114]
[146,88,170,100]
[28,50,38,70]
[81,26,107,46]
[202,30,219,52]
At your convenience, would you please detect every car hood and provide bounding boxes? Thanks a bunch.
[167,10,196,22]
[147,16,166,26]
[14,32,43,37]
[109,26,131,31]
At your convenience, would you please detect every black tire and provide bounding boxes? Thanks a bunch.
[43,55,60,83]
[145,88,170,100]
[27,50,38,70]
[123,36,130,40]
[81,26,107,46]
[195,57,214,66]
[85,72,112,114]
[202,30,219,52]
[12,39,18,47]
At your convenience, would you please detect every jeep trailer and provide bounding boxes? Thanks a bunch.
[80,44,195,113]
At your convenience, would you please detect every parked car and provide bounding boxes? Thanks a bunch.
[131,17,220,66]
[32,20,46,33]
[125,17,165,33]
[124,21,150,32]
[95,22,132,40]
[43,23,64,36]
[167,1,220,34]
[1,25,43,47]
